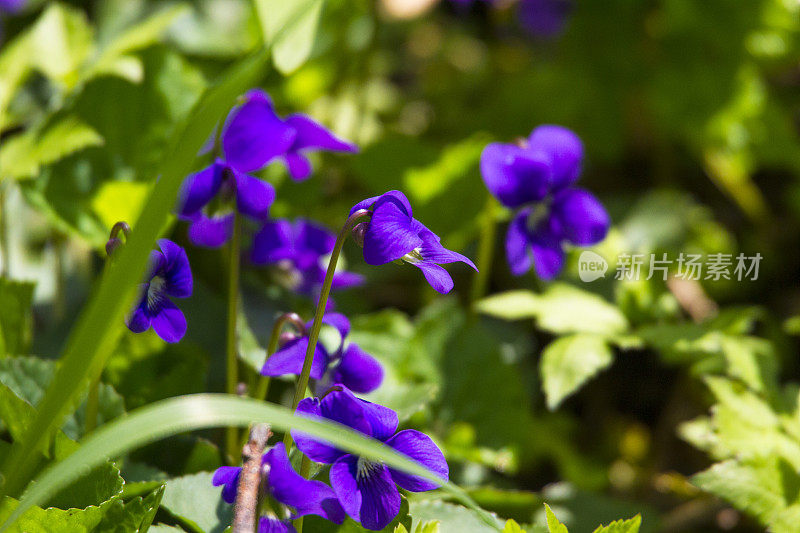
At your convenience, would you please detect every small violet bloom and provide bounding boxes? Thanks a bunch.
[213,442,345,530]
[261,313,383,394]
[0,0,25,13]
[126,239,193,343]
[350,191,476,294]
[178,90,356,248]
[292,387,448,531]
[251,218,364,297]
[480,125,610,280]
[517,0,572,39]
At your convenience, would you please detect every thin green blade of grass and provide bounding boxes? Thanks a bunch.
[0,394,500,531]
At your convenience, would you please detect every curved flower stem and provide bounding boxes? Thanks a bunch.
[282,210,370,450]
[233,423,271,533]
[469,196,499,318]
[226,213,243,462]
[254,312,306,401]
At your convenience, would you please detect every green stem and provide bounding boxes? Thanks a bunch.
[292,456,313,533]
[282,210,370,449]
[0,181,10,278]
[84,378,99,434]
[469,196,498,316]
[226,213,242,462]
[254,312,306,401]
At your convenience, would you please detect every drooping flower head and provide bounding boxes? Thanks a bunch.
[517,0,573,38]
[126,239,193,343]
[292,386,448,531]
[481,125,610,279]
[349,191,477,294]
[213,442,345,529]
[251,218,364,297]
[261,313,383,394]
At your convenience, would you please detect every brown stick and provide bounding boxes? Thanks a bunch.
[233,424,271,533]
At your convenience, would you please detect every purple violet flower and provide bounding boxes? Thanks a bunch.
[292,387,448,531]
[0,0,25,13]
[480,125,610,280]
[126,239,193,343]
[251,218,364,297]
[178,90,356,248]
[213,442,345,527]
[261,313,383,394]
[349,191,477,294]
[517,0,573,39]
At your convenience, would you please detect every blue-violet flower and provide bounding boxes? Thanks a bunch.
[349,191,477,294]
[261,313,383,394]
[480,125,610,279]
[212,442,345,529]
[126,239,193,343]
[517,0,572,38]
[251,218,364,297]
[292,386,448,531]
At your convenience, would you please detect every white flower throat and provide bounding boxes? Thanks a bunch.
[356,457,383,480]
[146,276,166,310]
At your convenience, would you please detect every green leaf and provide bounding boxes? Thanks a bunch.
[544,504,568,533]
[159,472,231,533]
[254,0,325,74]
[47,460,123,511]
[410,500,502,533]
[0,116,104,180]
[0,46,272,500]
[90,181,152,235]
[692,458,800,533]
[503,519,526,533]
[0,356,125,441]
[0,495,117,533]
[404,134,488,204]
[96,484,165,533]
[540,334,614,410]
[592,515,641,533]
[474,291,542,321]
[0,279,35,355]
[0,394,497,532]
[0,381,36,445]
[28,3,94,89]
[476,285,628,336]
[86,4,189,83]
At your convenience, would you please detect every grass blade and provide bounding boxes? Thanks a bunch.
[0,394,499,531]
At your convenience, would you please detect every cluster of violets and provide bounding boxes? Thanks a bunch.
[481,124,610,279]
[119,87,608,530]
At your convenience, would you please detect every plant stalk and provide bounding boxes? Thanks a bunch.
[282,210,370,449]
[226,213,243,462]
[233,423,271,533]
[469,196,498,316]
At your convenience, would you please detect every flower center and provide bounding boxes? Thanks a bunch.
[356,457,383,480]
[525,200,552,233]
[400,248,424,265]
[146,276,167,312]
